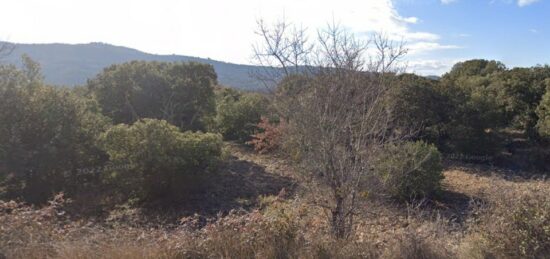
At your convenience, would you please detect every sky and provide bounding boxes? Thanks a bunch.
[0,0,548,75]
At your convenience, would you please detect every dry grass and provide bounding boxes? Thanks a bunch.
[1,145,548,259]
[444,163,550,258]
[0,196,449,259]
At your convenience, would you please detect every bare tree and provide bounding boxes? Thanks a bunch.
[254,20,408,238]
[252,19,313,92]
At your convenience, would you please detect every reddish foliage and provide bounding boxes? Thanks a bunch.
[247,117,285,154]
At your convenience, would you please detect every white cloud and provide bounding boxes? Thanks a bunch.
[407,58,467,75]
[529,29,539,33]
[441,0,458,4]
[407,60,451,75]
[0,0,458,75]
[400,17,419,24]
[402,32,441,41]
[408,42,462,55]
[518,0,541,7]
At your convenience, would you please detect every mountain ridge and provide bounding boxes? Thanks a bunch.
[0,42,442,90]
[0,42,266,90]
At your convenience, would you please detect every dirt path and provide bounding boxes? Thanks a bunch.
[225,143,298,179]
[443,164,550,200]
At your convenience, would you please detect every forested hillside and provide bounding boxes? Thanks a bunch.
[0,42,266,90]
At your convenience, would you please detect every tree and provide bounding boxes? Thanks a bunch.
[390,74,445,143]
[21,54,43,83]
[443,59,506,81]
[489,67,550,138]
[444,62,550,140]
[88,61,216,131]
[0,57,110,203]
[412,59,506,155]
[255,20,407,238]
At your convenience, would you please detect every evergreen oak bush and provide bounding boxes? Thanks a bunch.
[373,141,443,201]
[98,119,223,202]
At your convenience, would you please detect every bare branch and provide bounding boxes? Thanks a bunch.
[253,19,409,238]
[251,19,313,93]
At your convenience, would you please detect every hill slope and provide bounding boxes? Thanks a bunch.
[0,42,265,90]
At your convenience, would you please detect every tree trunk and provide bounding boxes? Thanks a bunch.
[332,195,347,238]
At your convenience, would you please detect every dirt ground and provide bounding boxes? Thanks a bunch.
[1,143,548,258]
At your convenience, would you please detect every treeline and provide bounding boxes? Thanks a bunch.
[264,59,550,169]
[392,60,550,165]
[1,56,549,206]
[0,58,268,203]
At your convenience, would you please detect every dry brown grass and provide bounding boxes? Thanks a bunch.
[444,163,550,259]
[1,145,548,259]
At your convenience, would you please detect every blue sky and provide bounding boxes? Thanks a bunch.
[0,0,548,75]
[396,0,550,74]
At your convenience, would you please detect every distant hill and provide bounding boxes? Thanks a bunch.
[425,75,441,80]
[0,42,267,90]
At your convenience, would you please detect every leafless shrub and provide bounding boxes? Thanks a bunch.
[247,116,285,154]
[254,19,409,238]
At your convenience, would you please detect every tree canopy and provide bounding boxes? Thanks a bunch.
[88,61,217,131]
[0,58,110,203]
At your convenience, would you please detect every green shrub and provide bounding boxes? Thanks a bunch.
[536,86,550,137]
[97,119,223,202]
[373,141,444,201]
[391,73,502,156]
[88,61,217,131]
[0,59,110,203]
[213,88,269,142]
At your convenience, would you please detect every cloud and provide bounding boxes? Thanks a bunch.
[518,0,541,6]
[530,28,539,33]
[408,42,462,55]
[408,60,451,74]
[400,16,419,24]
[402,32,441,41]
[441,0,458,4]
[0,0,459,75]
[407,58,467,75]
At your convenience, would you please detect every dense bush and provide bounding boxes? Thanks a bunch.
[443,61,511,152]
[390,62,550,156]
[536,86,550,137]
[391,63,550,157]
[392,73,502,156]
[372,141,443,201]
[0,58,110,203]
[391,63,550,158]
[212,88,269,142]
[391,74,449,144]
[97,119,223,202]
[490,68,550,137]
[88,61,216,131]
